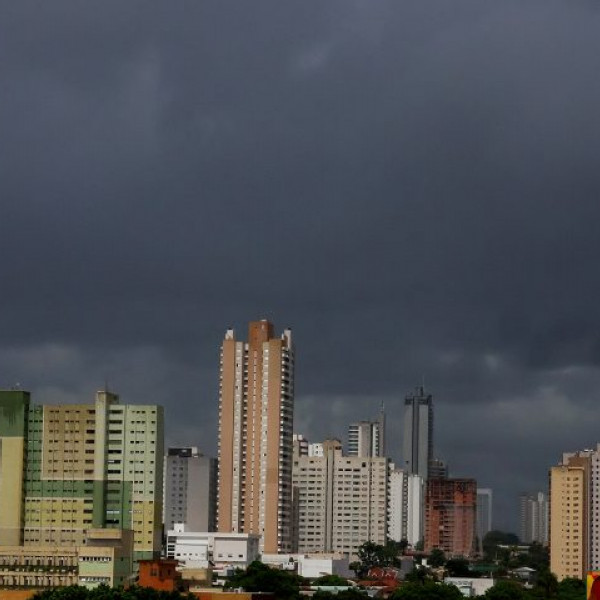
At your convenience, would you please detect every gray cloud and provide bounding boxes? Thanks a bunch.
[1,0,600,531]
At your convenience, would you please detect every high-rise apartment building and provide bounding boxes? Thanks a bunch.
[519,491,548,545]
[348,404,386,458]
[589,445,600,571]
[292,439,388,557]
[424,478,477,558]
[403,386,433,479]
[0,389,164,563]
[217,320,294,554]
[548,445,600,579]
[163,447,216,532]
[550,455,589,580]
[388,467,424,546]
[476,488,493,543]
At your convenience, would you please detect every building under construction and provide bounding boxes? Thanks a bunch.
[424,478,477,558]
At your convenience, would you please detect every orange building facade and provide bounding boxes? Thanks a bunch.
[138,559,181,591]
[424,478,477,558]
[217,321,294,554]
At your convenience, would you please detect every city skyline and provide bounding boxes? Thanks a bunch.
[1,370,528,535]
[3,0,600,535]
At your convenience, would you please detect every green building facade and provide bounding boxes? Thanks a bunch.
[0,389,164,564]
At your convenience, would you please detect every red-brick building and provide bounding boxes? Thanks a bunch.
[424,478,477,558]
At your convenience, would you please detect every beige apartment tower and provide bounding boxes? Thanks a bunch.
[217,320,294,554]
[550,453,590,580]
[292,439,388,558]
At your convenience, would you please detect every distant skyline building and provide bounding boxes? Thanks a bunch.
[292,439,388,557]
[402,386,434,479]
[519,491,548,545]
[429,458,448,479]
[347,404,386,458]
[388,467,424,546]
[425,478,477,558]
[476,488,493,543]
[217,320,294,554]
[163,447,216,533]
[0,389,164,563]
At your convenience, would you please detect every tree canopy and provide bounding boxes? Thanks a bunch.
[350,541,404,577]
[556,577,585,600]
[31,586,193,600]
[312,574,351,586]
[390,581,463,600]
[484,574,585,600]
[446,558,471,577]
[225,561,304,600]
[428,548,446,568]
[485,580,528,600]
[482,531,520,563]
[312,589,368,600]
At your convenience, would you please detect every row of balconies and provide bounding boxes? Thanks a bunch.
[0,566,76,574]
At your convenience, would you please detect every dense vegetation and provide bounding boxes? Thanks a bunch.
[349,540,408,577]
[481,531,549,572]
[224,560,305,599]
[31,586,194,600]
[387,572,585,600]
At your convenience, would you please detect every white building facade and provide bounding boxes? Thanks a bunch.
[388,467,424,546]
[262,553,352,578]
[166,525,260,570]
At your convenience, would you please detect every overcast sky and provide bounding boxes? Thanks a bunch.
[2,0,600,532]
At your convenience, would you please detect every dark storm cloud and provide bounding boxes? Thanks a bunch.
[2,0,600,529]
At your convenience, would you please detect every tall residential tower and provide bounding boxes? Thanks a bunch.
[403,386,434,479]
[549,445,600,580]
[217,320,294,554]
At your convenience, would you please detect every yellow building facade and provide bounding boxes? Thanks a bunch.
[0,389,163,564]
[550,456,588,580]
